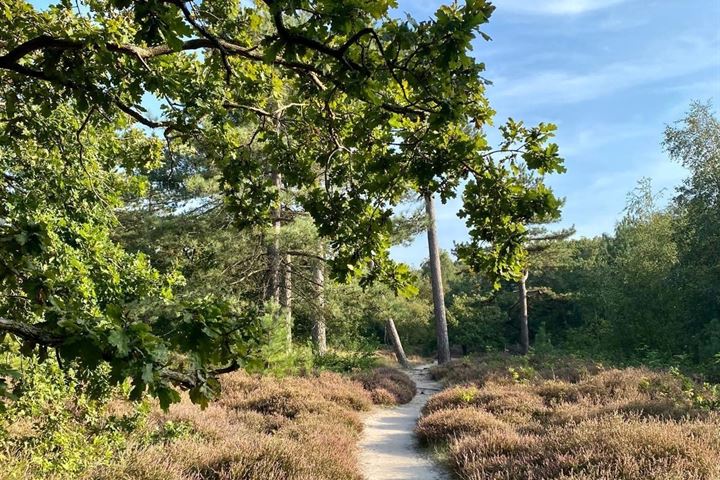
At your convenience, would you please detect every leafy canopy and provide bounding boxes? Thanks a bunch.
[0,0,564,406]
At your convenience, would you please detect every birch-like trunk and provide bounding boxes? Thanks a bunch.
[265,170,283,303]
[311,258,327,355]
[519,269,530,355]
[281,253,292,350]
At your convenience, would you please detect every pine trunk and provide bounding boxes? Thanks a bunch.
[519,270,529,355]
[424,193,451,364]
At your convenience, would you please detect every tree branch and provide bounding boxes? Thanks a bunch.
[0,317,241,390]
[0,317,63,346]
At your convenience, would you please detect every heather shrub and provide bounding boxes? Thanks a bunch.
[416,407,507,444]
[423,383,545,423]
[469,383,546,423]
[430,353,603,386]
[84,446,187,480]
[534,379,580,404]
[449,415,720,480]
[369,387,396,405]
[573,368,655,401]
[430,359,491,385]
[422,356,720,480]
[422,385,482,414]
[291,371,373,411]
[2,364,401,479]
[353,367,416,405]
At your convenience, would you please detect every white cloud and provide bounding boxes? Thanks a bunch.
[559,122,655,157]
[497,0,629,15]
[492,36,720,105]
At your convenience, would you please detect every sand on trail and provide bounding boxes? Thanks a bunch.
[359,364,452,480]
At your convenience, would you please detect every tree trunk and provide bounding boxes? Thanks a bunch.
[265,171,282,302]
[281,253,292,350]
[519,269,530,355]
[424,193,451,364]
[386,318,410,368]
[311,258,327,355]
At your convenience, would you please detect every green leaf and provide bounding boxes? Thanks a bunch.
[108,329,130,356]
[263,40,285,64]
[142,363,154,384]
[157,384,181,411]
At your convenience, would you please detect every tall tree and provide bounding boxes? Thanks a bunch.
[281,253,293,350]
[311,256,327,355]
[424,193,451,364]
[517,226,575,354]
[664,101,720,364]
[0,0,565,406]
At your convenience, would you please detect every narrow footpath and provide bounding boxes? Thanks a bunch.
[359,365,452,480]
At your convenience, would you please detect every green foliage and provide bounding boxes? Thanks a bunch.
[325,279,432,352]
[439,102,719,380]
[0,355,145,477]
[534,322,553,353]
[313,348,378,373]
[0,0,566,405]
[449,298,507,353]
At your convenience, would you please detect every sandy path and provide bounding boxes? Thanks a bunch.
[359,365,452,480]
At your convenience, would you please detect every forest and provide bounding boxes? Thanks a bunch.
[0,0,718,479]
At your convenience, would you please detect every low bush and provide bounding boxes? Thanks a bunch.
[313,349,379,373]
[1,360,415,479]
[416,407,507,443]
[450,415,720,480]
[420,355,720,480]
[352,367,416,405]
[422,383,546,423]
[422,385,483,414]
[430,352,603,386]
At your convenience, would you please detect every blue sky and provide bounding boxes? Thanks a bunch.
[390,0,720,265]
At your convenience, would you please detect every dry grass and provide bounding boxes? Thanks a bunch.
[419,356,720,480]
[83,370,378,480]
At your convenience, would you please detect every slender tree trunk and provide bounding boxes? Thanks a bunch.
[519,269,530,355]
[265,171,282,302]
[386,318,410,368]
[424,193,451,364]
[311,258,327,355]
[281,253,292,350]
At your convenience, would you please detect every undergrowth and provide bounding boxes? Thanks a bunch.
[0,355,414,480]
[421,353,720,480]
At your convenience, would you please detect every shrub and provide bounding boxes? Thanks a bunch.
[352,368,416,405]
[2,364,394,479]
[421,356,720,480]
[430,353,603,386]
[449,415,720,480]
[422,385,482,414]
[416,407,507,444]
[313,349,378,373]
[423,383,546,423]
